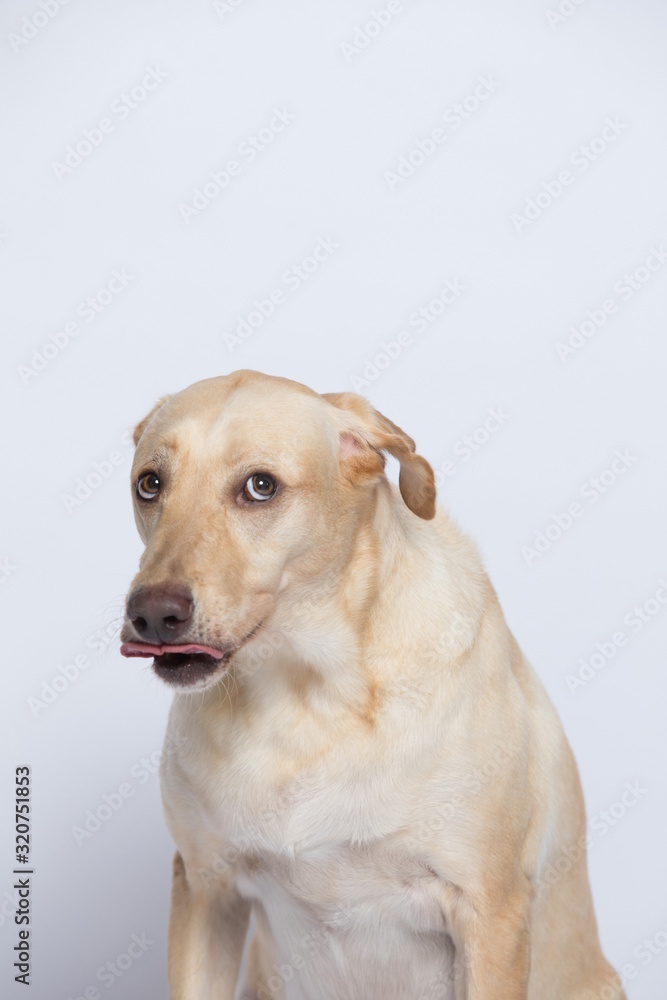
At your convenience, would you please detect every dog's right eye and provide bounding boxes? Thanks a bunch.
[243,473,276,501]
[136,472,161,500]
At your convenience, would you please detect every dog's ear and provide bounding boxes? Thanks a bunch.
[322,392,436,520]
[132,396,171,446]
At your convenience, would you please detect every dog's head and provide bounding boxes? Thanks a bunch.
[120,370,436,691]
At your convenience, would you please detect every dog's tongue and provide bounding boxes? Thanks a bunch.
[120,641,226,660]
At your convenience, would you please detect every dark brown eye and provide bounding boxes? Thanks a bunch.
[136,472,160,500]
[244,473,276,501]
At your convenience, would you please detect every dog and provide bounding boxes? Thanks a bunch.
[120,370,625,1000]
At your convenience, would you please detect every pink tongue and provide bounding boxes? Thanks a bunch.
[120,641,225,660]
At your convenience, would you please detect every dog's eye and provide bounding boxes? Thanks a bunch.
[136,472,161,500]
[244,473,276,501]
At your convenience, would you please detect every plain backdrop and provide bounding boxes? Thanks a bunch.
[1,1,666,998]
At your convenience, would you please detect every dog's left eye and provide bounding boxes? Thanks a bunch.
[244,473,276,501]
[136,472,161,500]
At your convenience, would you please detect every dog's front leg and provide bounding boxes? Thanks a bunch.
[168,851,250,1000]
[447,885,531,1000]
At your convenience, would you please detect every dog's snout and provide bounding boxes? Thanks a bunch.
[127,584,194,644]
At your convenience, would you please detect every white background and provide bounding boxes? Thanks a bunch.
[1,1,666,998]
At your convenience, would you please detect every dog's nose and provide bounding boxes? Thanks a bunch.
[126,584,194,644]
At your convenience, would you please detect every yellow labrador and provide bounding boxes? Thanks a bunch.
[120,370,625,1000]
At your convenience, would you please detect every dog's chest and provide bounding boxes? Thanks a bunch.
[166,697,457,999]
[166,691,449,902]
[180,691,441,861]
[216,743,395,851]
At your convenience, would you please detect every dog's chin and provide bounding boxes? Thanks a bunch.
[152,651,232,691]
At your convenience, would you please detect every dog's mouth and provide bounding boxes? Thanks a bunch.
[120,624,263,688]
[120,641,232,687]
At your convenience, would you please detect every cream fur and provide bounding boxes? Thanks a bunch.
[121,370,625,1000]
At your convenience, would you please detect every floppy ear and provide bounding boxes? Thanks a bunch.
[132,395,171,446]
[323,392,436,520]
